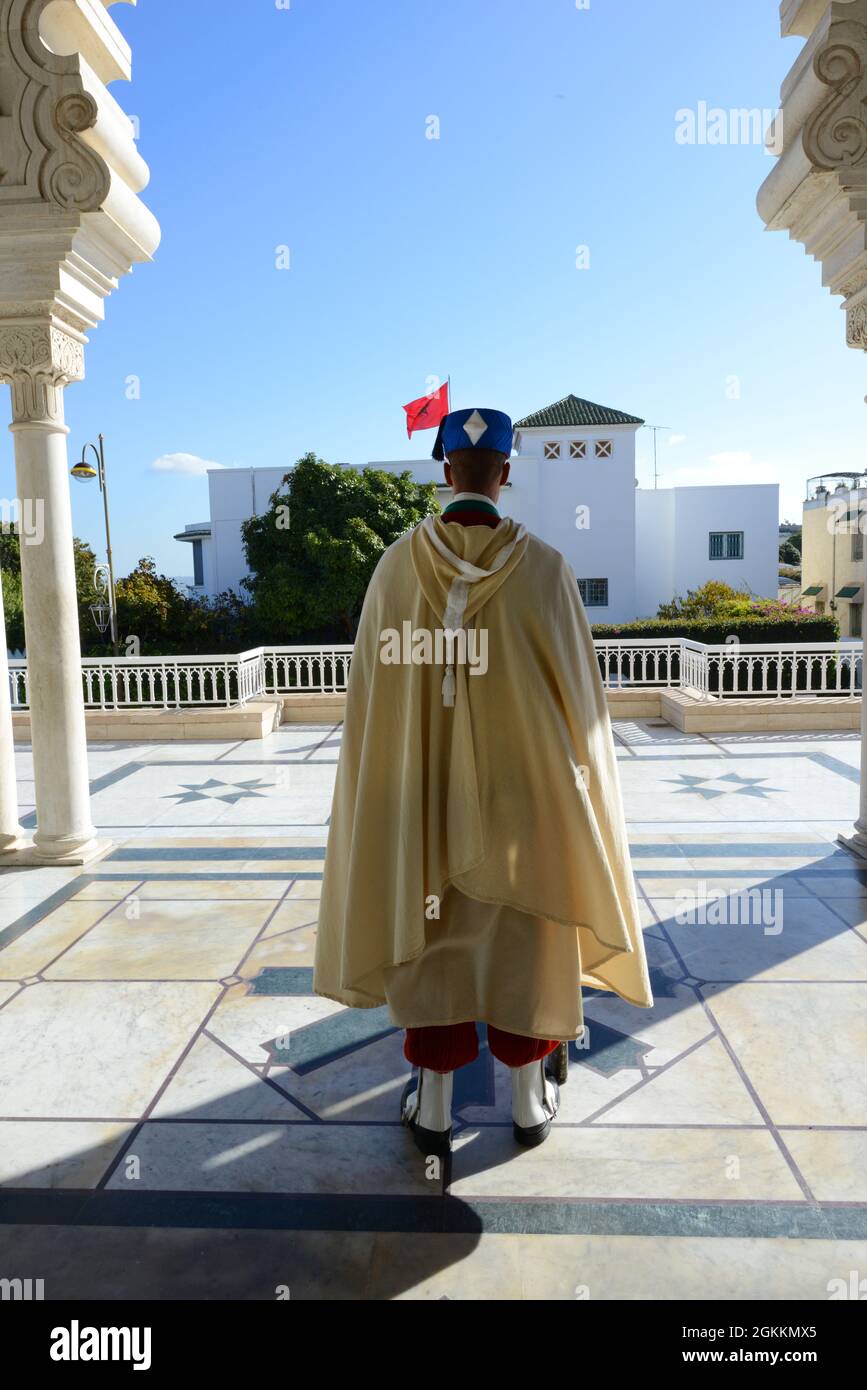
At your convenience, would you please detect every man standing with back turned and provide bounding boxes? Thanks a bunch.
[314,407,653,1157]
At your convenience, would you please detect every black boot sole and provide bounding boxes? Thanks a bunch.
[512,1117,551,1147]
[513,1078,560,1148]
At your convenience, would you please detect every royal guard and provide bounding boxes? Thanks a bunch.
[314,407,653,1153]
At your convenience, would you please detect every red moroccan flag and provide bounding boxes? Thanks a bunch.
[403,381,450,438]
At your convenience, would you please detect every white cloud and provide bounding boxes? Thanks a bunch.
[668,434,687,447]
[152,453,225,476]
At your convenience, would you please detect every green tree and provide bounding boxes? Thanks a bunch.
[114,556,192,652]
[0,531,99,651]
[779,530,802,565]
[0,530,20,575]
[0,565,24,651]
[241,453,439,640]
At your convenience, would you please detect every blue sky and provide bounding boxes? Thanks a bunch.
[4,0,863,578]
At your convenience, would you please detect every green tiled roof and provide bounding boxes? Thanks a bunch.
[514,394,645,429]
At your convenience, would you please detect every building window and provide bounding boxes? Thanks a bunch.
[192,538,204,588]
[569,441,586,459]
[709,531,744,560]
[577,577,608,607]
[595,440,612,458]
[853,529,864,563]
[851,604,863,639]
[544,442,560,459]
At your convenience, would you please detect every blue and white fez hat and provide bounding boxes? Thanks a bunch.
[432,408,514,462]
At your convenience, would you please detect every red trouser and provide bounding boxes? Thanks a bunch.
[405,1023,558,1073]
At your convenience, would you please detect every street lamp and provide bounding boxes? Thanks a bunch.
[71,434,119,655]
[90,566,112,636]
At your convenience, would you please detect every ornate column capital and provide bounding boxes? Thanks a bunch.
[758,0,867,350]
[0,322,83,427]
[0,0,160,345]
[802,11,867,172]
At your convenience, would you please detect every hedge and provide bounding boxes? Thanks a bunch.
[590,615,840,644]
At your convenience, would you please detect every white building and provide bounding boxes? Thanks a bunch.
[175,467,290,600]
[176,395,779,621]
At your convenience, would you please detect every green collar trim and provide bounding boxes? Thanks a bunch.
[442,496,500,518]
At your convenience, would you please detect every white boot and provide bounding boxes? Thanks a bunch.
[401,1068,453,1156]
[511,1058,560,1147]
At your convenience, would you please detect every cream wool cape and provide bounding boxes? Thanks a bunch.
[313,514,653,1015]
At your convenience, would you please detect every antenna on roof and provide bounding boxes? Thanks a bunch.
[642,424,671,489]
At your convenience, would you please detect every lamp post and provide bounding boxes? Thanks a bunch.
[71,434,119,656]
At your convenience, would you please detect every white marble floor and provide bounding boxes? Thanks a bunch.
[0,721,864,1300]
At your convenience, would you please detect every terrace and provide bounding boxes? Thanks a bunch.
[0,709,864,1299]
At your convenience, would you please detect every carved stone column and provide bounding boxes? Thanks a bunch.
[0,0,160,862]
[757,0,867,857]
[0,568,23,855]
[0,323,97,862]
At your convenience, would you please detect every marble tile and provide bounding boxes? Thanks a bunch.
[0,1223,377,1299]
[285,880,322,901]
[647,896,867,982]
[0,900,115,978]
[92,859,228,876]
[581,982,714,1070]
[0,980,219,1117]
[449,1126,805,1201]
[239,926,318,974]
[105,1120,436,1195]
[517,1235,867,1301]
[0,901,42,931]
[781,1130,867,1203]
[237,859,319,875]
[596,1036,765,1126]
[74,879,143,900]
[0,1119,132,1187]
[807,874,867,898]
[0,981,22,1008]
[136,878,288,901]
[269,1030,411,1122]
[0,868,82,902]
[638,873,816,897]
[701,982,867,1126]
[150,1033,312,1121]
[826,898,867,931]
[373,1233,524,1300]
[43,899,272,980]
[121,836,273,849]
[206,992,344,1067]
[261,900,319,933]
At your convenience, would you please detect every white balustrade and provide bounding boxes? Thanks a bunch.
[6,640,862,710]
